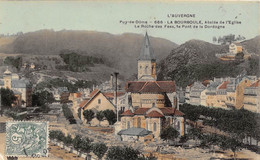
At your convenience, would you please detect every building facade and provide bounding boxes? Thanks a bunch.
[243,80,260,113]
[0,69,32,107]
[117,33,185,140]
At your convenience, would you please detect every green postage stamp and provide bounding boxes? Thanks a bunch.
[5,121,49,157]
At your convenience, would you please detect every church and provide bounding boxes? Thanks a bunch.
[116,33,185,141]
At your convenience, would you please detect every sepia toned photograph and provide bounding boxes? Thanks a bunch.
[0,0,259,159]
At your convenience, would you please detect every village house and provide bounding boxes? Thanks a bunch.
[0,68,32,107]
[116,33,185,141]
[78,89,116,125]
[229,42,243,54]
[185,74,259,112]
[185,81,207,106]
[243,79,260,113]
[52,87,69,102]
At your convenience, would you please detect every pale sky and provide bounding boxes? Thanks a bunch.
[0,1,259,44]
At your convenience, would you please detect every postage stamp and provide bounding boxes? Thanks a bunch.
[5,121,48,157]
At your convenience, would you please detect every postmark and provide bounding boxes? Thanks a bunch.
[5,121,48,157]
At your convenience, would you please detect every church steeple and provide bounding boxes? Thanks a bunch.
[138,32,155,61]
[137,32,156,81]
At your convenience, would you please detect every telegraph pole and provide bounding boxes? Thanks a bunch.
[114,72,119,122]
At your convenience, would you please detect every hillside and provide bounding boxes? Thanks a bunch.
[157,39,259,88]
[0,30,178,78]
[241,35,260,55]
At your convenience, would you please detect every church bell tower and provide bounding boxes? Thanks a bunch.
[137,32,156,81]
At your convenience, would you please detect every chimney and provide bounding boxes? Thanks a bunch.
[110,74,114,89]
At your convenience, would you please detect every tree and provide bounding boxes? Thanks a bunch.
[188,127,202,146]
[32,90,55,106]
[92,143,108,160]
[96,111,104,126]
[80,137,92,155]
[0,88,17,108]
[62,104,76,124]
[235,52,244,60]
[219,136,243,160]
[106,146,140,160]
[4,56,22,71]
[83,109,95,124]
[63,134,73,146]
[103,109,116,125]
[73,135,82,152]
[160,126,179,143]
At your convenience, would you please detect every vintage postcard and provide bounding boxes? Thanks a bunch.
[0,0,259,160]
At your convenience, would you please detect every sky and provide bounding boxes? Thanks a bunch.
[0,1,259,44]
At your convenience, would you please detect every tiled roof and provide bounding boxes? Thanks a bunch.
[202,80,211,87]
[139,82,163,93]
[118,127,152,136]
[121,110,134,116]
[103,92,125,98]
[126,81,175,93]
[89,89,100,98]
[131,107,184,117]
[218,81,229,89]
[134,108,150,115]
[146,111,164,118]
[188,83,193,87]
[79,99,90,108]
[250,80,260,87]
[75,93,82,98]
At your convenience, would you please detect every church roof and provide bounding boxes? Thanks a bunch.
[134,108,150,115]
[125,81,176,93]
[138,32,155,61]
[121,107,185,117]
[146,110,164,118]
[121,110,134,116]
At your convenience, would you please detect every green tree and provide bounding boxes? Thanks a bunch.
[63,134,73,146]
[62,104,76,123]
[92,143,108,160]
[80,137,92,155]
[160,126,179,143]
[0,88,17,108]
[96,111,104,126]
[103,109,116,125]
[4,56,22,71]
[188,128,202,146]
[235,52,244,60]
[106,146,141,160]
[32,90,55,106]
[219,136,243,160]
[73,135,82,152]
[83,109,95,124]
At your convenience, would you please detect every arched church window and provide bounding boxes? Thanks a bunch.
[153,122,157,131]
[127,121,130,129]
[177,121,180,130]
[137,117,141,128]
